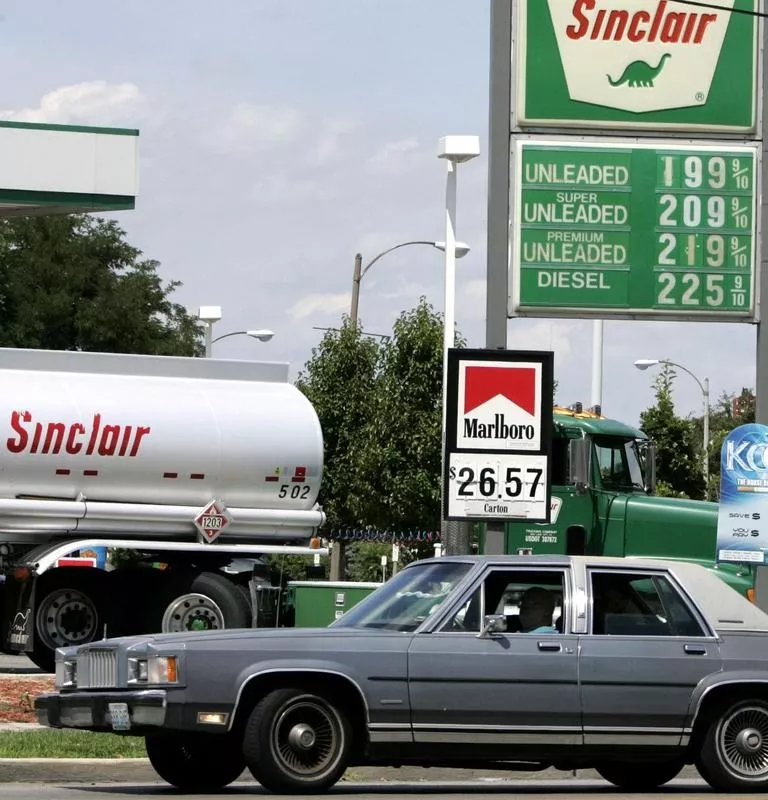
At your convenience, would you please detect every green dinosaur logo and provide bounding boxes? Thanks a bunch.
[607,54,671,88]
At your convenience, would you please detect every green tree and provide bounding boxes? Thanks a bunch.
[294,321,380,531]
[639,363,704,499]
[0,215,202,355]
[294,298,462,579]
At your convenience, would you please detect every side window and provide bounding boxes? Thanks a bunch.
[590,571,706,637]
[443,570,566,634]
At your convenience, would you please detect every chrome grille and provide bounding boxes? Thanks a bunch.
[78,648,117,688]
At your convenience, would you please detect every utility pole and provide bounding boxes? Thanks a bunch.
[329,254,364,581]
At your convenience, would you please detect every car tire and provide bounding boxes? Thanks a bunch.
[595,760,683,790]
[696,698,768,792]
[145,732,245,790]
[243,687,351,793]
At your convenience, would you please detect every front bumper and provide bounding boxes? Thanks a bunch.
[35,690,167,732]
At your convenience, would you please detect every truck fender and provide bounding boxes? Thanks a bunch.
[230,660,372,730]
[685,670,768,732]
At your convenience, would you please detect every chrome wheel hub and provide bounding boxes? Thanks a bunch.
[719,706,768,779]
[162,593,225,632]
[270,696,342,780]
[288,723,317,750]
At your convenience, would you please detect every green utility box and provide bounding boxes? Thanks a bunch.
[287,581,381,627]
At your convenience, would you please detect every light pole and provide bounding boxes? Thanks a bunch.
[198,306,223,358]
[634,358,710,484]
[349,240,470,325]
[438,135,480,554]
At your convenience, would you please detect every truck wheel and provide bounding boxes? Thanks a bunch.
[145,732,245,790]
[696,698,768,791]
[160,571,251,633]
[243,687,351,793]
[31,569,105,672]
[596,760,683,789]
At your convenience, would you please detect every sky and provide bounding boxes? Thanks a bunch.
[0,0,757,428]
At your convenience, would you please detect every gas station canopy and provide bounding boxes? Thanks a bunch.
[0,120,138,218]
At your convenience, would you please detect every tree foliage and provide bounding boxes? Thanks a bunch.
[638,363,705,499]
[294,298,462,580]
[0,215,202,355]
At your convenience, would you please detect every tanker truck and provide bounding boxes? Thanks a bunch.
[0,347,327,671]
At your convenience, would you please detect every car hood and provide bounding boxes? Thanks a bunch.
[80,625,398,652]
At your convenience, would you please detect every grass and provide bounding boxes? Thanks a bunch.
[0,730,147,758]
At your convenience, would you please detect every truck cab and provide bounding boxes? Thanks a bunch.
[486,405,754,597]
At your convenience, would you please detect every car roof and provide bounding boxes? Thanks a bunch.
[415,554,768,632]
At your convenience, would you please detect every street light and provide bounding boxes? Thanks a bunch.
[634,358,710,484]
[349,240,470,324]
[212,329,275,345]
[438,134,481,552]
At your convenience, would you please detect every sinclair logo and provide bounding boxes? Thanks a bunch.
[544,0,735,114]
[456,361,543,452]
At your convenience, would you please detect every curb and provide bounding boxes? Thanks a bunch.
[0,759,704,785]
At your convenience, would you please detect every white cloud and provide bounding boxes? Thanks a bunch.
[506,320,577,361]
[364,137,421,173]
[213,103,303,154]
[288,292,351,320]
[0,81,146,126]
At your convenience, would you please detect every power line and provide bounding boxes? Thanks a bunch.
[656,0,767,18]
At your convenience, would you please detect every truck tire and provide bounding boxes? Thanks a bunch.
[696,698,768,791]
[243,687,351,793]
[158,571,251,633]
[145,732,245,790]
[31,568,105,673]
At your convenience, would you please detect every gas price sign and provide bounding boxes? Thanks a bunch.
[510,140,758,321]
[447,453,549,520]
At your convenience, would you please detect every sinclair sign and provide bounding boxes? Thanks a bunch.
[514,0,758,132]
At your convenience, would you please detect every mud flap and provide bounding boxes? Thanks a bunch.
[3,574,36,653]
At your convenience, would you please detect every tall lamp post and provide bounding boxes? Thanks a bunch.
[330,238,471,582]
[438,135,481,555]
[634,358,711,484]
[349,240,470,325]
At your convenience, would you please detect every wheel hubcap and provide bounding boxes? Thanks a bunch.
[288,723,317,750]
[37,588,98,650]
[161,593,225,633]
[718,706,768,779]
[270,696,342,780]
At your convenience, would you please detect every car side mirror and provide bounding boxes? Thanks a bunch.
[477,614,506,638]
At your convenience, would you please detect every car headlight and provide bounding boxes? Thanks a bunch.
[128,655,178,685]
[55,658,77,689]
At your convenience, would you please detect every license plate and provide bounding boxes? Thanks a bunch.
[108,702,131,731]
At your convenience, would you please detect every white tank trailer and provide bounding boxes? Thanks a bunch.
[0,348,327,670]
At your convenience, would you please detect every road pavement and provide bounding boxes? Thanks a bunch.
[0,775,717,798]
[0,654,44,675]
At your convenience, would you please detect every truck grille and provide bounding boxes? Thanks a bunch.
[78,648,117,688]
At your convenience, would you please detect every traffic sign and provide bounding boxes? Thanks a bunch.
[514,0,758,133]
[194,498,232,544]
[510,139,758,321]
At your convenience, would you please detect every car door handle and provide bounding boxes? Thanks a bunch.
[538,642,562,652]
[684,644,707,655]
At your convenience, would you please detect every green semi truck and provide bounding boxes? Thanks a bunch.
[479,404,756,599]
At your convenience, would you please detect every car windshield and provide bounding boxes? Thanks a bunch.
[330,561,473,632]
[593,435,646,491]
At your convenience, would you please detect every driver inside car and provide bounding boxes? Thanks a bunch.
[518,587,559,634]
